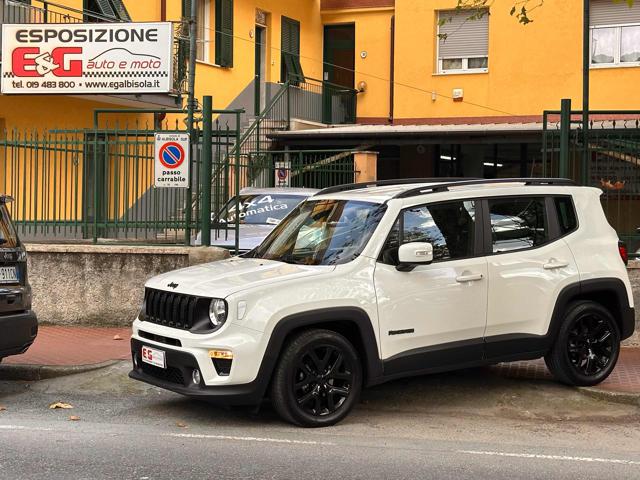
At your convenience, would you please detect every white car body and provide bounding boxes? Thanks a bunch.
[130,179,635,423]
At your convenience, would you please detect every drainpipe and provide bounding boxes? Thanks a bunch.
[582,0,590,185]
[389,15,395,124]
[160,0,166,21]
[185,0,198,245]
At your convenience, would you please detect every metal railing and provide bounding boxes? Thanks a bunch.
[542,108,640,252]
[0,0,188,93]
[289,76,357,125]
[243,150,358,189]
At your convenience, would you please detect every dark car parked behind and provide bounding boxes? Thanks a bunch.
[0,195,37,362]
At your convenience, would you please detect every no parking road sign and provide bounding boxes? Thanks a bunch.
[154,133,190,188]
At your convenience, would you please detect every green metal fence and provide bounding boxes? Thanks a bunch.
[0,115,239,245]
[542,108,640,252]
[1,122,358,247]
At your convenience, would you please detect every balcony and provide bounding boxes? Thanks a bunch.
[0,0,188,107]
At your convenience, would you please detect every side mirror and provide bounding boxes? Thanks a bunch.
[397,242,433,271]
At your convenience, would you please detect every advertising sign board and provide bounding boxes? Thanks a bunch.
[1,22,173,94]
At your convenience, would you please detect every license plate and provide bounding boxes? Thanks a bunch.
[141,345,166,369]
[0,266,18,284]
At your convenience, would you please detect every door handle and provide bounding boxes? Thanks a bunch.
[543,260,569,270]
[456,273,484,283]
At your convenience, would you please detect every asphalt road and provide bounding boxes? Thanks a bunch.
[1,362,639,480]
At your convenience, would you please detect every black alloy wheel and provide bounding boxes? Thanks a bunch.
[567,313,615,377]
[293,344,353,417]
[545,301,620,387]
[270,329,362,427]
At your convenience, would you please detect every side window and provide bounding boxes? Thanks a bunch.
[489,197,548,253]
[555,196,578,235]
[380,200,476,264]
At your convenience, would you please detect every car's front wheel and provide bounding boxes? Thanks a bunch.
[545,301,620,386]
[270,329,362,427]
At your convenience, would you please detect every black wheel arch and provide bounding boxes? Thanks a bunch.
[254,307,383,400]
[548,278,635,343]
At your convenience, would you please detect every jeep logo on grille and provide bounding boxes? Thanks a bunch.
[167,282,179,289]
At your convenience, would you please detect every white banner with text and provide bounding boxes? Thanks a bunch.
[1,22,173,94]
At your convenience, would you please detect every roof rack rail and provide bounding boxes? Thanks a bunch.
[315,178,479,196]
[394,178,577,199]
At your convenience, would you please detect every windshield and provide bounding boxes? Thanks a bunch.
[0,204,18,248]
[217,194,307,225]
[251,199,387,266]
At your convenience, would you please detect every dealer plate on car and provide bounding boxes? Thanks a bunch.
[0,266,18,284]
[141,345,166,369]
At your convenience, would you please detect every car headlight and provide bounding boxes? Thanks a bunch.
[209,299,228,330]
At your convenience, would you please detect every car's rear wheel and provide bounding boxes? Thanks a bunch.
[545,301,620,386]
[270,329,362,427]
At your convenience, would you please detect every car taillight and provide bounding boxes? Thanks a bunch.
[618,241,629,266]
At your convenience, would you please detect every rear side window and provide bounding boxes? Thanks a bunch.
[0,204,18,248]
[488,197,548,253]
[554,197,578,235]
[380,200,477,264]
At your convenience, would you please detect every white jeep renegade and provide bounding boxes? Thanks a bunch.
[129,178,635,427]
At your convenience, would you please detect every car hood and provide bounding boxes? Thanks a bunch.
[194,224,275,250]
[145,257,335,298]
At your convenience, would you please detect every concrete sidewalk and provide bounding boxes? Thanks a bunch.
[1,326,639,401]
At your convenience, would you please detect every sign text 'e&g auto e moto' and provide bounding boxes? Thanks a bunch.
[1,22,173,94]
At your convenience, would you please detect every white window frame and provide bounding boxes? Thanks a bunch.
[436,13,489,75]
[196,0,212,64]
[437,56,489,75]
[590,22,640,69]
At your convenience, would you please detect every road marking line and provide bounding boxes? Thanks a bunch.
[0,425,53,432]
[458,450,640,466]
[165,433,335,446]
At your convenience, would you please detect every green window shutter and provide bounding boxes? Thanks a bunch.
[182,0,191,19]
[215,0,234,67]
[281,17,301,82]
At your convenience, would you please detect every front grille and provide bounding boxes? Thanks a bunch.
[141,362,186,386]
[143,288,208,331]
[139,330,182,347]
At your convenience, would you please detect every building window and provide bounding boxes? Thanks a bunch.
[590,0,640,66]
[196,0,211,62]
[215,0,234,67]
[437,9,489,74]
[281,16,304,83]
[83,0,130,22]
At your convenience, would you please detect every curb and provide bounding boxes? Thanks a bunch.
[0,360,122,381]
[578,386,640,407]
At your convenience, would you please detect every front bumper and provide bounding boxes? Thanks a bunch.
[0,310,38,358]
[129,338,265,405]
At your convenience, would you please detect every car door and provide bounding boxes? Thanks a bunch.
[374,199,488,375]
[483,195,580,359]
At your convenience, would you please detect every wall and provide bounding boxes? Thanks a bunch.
[25,244,230,327]
[322,7,393,121]
[391,0,640,122]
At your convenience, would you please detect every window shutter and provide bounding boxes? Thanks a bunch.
[215,0,234,67]
[438,9,489,58]
[590,0,640,26]
[182,0,191,19]
[281,17,301,82]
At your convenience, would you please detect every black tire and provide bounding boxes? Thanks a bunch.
[270,329,362,427]
[545,301,620,387]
